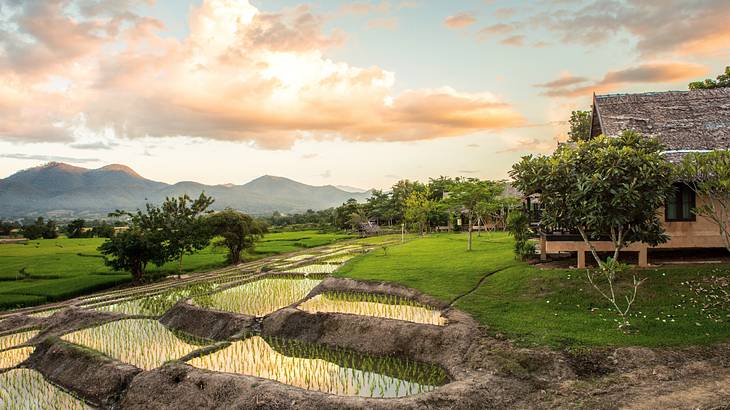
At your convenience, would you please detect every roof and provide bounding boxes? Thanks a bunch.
[591,88,730,156]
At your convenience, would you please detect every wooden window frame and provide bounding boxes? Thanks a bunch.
[665,183,696,222]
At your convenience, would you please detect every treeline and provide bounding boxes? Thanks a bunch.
[0,217,124,240]
[267,177,522,251]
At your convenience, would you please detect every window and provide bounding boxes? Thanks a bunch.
[665,183,696,222]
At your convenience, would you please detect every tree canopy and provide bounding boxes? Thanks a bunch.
[568,110,592,142]
[689,66,730,90]
[208,208,267,265]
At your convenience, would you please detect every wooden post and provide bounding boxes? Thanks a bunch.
[540,234,547,261]
[638,246,648,267]
[401,223,404,244]
[577,249,586,269]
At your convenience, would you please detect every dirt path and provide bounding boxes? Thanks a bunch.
[622,374,730,410]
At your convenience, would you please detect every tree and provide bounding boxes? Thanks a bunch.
[510,131,674,329]
[0,220,20,236]
[507,210,533,260]
[208,209,267,265]
[66,219,86,238]
[159,193,215,274]
[689,66,730,90]
[677,151,730,253]
[92,223,115,238]
[334,198,362,230]
[448,179,504,250]
[21,217,58,240]
[404,188,434,235]
[98,227,167,283]
[568,110,592,142]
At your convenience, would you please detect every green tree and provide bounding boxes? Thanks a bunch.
[98,227,167,283]
[404,188,434,235]
[506,209,533,260]
[568,110,592,142]
[677,151,730,253]
[92,223,115,238]
[208,209,267,265]
[448,179,504,250]
[391,180,424,224]
[689,66,730,90]
[159,193,215,274]
[66,219,86,238]
[22,217,58,240]
[334,198,362,230]
[510,131,674,329]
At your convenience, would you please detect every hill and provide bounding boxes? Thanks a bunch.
[0,163,370,217]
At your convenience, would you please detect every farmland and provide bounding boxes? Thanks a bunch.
[0,231,353,309]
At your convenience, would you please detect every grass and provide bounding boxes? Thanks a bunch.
[0,230,352,310]
[337,233,730,348]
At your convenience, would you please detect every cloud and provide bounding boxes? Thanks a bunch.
[538,0,730,56]
[500,35,525,47]
[466,143,479,148]
[477,23,514,40]
[493,8,516,19]
[444,12,477,29]
[537,62,708,98]
[0,153,99,163]
[69,141,119,150]
[497,137,556,154]
[457,169,480,174]
[319,169,332,178]
[301,153,318,159]
[0,0,525,149]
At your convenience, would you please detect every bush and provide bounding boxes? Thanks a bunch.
[507,210,533,260]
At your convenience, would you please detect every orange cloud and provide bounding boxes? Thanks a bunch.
[444,12,477,29]
[0,0,524,149]
[537,62,708,98]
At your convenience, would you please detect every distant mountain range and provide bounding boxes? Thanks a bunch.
[0,162,371,218]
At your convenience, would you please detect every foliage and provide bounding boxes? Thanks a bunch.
[677,150,730,253]
[510,131,674,267]
[507,210,532,260]
[404,188,434,235]
[208,208,267,264]
[157,193,215,272]
[0,219,21,236]
[21,217,58,240]
[98,227,167,282]
[447,178,505,250]
[688,66,730,90]
[568,110,592,142]
[65,219,87,238]
[91,223,115,238]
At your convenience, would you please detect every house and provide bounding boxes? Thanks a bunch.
[541,88,730,267]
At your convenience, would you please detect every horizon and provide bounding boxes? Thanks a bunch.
[1,0,728,189]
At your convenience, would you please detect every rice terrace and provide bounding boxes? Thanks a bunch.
[1,0,730,409]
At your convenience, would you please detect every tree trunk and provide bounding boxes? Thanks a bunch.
[177,254,183,279]
[467,215,473,251]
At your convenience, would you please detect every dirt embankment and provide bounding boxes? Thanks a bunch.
[26,339,141,408]
[159,301,257,340]
[307,277,450,310]
[119,361,531,410]
[0,314,44,333]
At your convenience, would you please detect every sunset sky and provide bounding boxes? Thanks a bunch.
[1,0,728,189]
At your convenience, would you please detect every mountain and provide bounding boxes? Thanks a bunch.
[0,163,371,218]
[335,185,368,193]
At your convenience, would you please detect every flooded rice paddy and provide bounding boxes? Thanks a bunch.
[0,346,34,369]
[0,329,38,351]
[191,277,322,316]
[299,292,446,326]
[0,369,89,409]
[90,282,221,316]
[61,319,205,370]
[187,336,448,398]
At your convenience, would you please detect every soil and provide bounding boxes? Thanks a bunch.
[3,277,729,409]
[159,301,257,340]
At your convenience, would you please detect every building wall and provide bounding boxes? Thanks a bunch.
[659,195,726,249]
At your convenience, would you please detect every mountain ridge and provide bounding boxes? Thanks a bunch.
[0,163,371,218]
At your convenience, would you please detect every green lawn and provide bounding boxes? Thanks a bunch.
[337,233,730,348]
[0,230,353,310]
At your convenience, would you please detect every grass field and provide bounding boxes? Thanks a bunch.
[0,230,354,309]
[336,233,730,348]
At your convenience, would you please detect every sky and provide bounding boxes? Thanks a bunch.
[0,0,728,189]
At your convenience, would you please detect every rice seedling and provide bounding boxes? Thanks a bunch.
[0,329,39,351]
[288,264,340,275]
[0,347,34,369]
[0,368,89,409]
[187,336,448,398]
[61,319,204,370]
[192,277,321,317]
[318,254,356,265]
[283,254,317,262]
[91,282,221,316]
[299,292,446,326]
[27,308,61,318]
